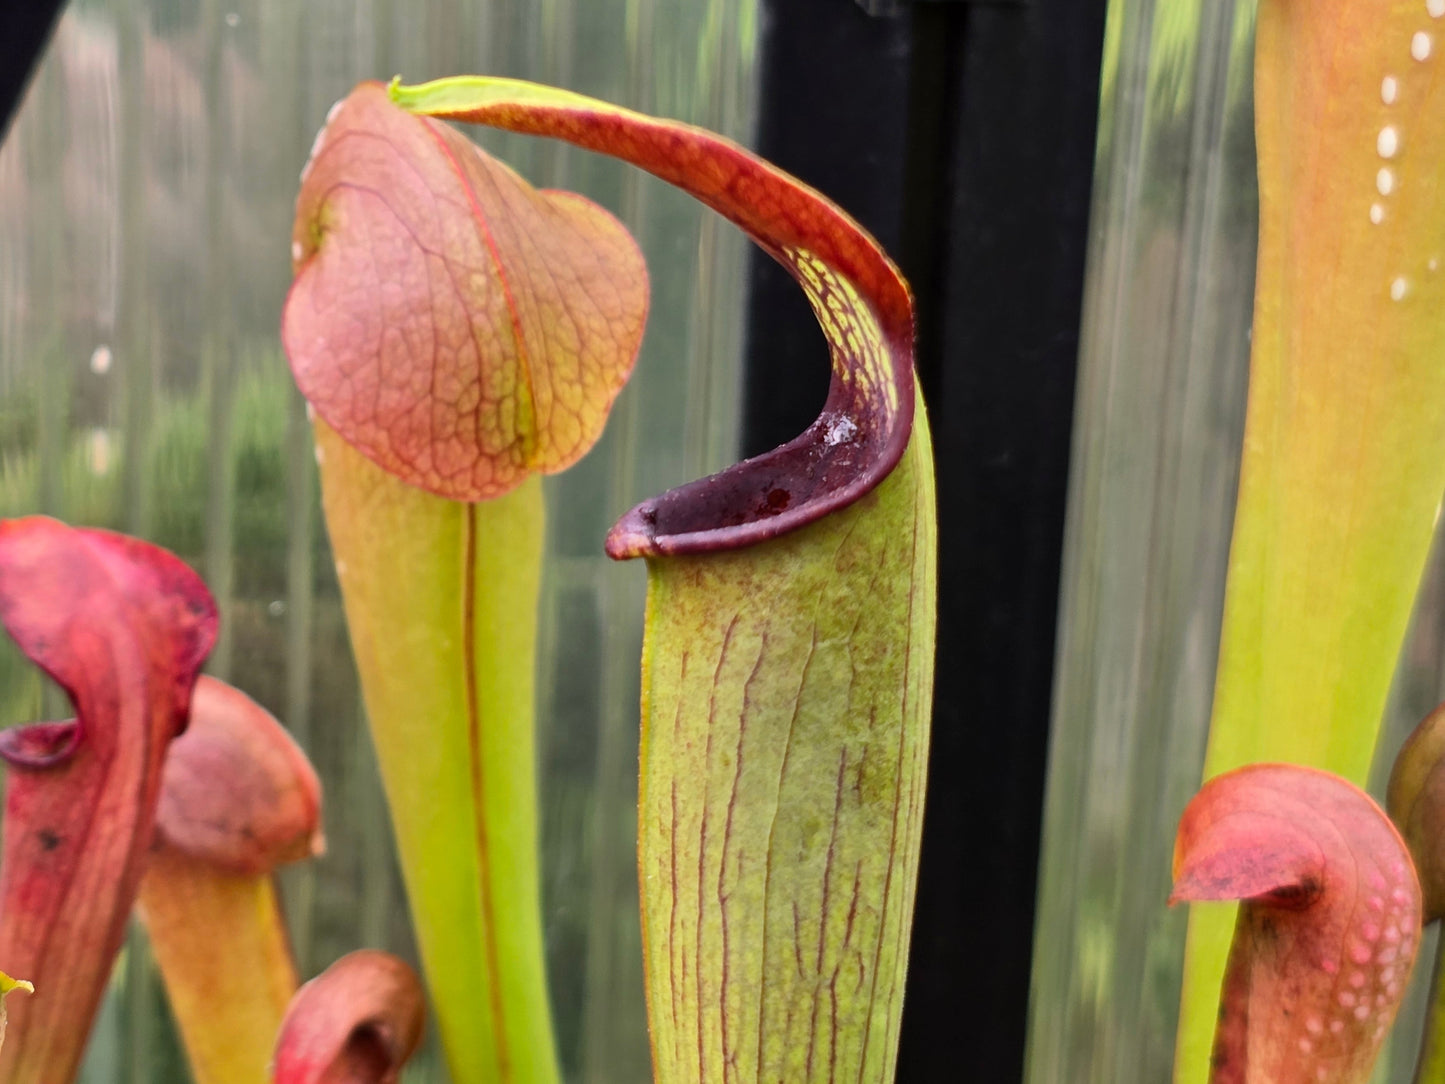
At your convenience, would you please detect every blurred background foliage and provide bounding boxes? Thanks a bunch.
[0,0,759,1079]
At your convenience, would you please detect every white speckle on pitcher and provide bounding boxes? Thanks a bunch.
[824,415,858,446]
[1378,126,1400,157]
[1392,276,1410,301]
[1383,75,1400,103]
[1371,203,1385,224]
[1413,31,1433,60]
[1378,167,1397,195]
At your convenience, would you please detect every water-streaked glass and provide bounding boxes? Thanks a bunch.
[1024,1,1256,1079]
[0,1,757,1080]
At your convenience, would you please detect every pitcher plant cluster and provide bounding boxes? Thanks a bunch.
[0,70,936,1084]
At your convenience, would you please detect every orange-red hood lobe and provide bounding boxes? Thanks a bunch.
[0,518,217,1084]
[1173,765,1422,1084]
[283,82,648,503]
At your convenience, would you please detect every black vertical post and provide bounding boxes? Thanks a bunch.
[742,1,1107,1078]
[0,0,67,142]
